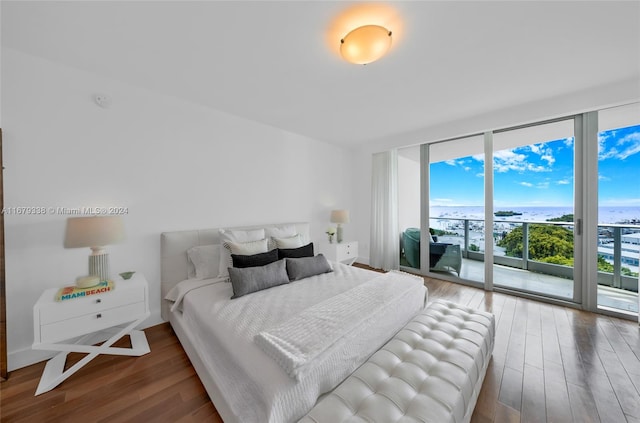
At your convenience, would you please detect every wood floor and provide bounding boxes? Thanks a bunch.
[1,273,639,423]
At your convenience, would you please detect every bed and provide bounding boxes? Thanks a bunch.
[161,222,427,423]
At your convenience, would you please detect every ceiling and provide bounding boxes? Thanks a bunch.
[2,1,639,148]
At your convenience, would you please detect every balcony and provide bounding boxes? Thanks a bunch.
[459,257,638,313]
[401,218,639,314]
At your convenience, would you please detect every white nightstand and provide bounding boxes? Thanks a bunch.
[32,273,150,395]
[318,241,358,265]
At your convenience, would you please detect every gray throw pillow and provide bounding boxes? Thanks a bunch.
[229,259,289,299]
[286,254,333,281]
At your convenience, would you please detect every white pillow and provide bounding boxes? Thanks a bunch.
[218,228,266,278]
[225,238,269,255]
[187,244,221,279]
[266,225,297,249]
[273,234,304,249]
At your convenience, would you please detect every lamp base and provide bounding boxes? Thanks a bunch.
[89,253,110,281]
[337,225,343,243]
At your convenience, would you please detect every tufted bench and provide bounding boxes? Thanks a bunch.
[300,300,495,423]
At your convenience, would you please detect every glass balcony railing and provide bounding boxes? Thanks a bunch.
[401,217,639,314]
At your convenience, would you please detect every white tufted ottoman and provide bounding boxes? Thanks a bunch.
[300,300,495,423]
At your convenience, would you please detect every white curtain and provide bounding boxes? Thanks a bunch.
[370,149,399,270]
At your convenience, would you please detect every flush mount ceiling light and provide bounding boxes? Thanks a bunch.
[340,25,392,65]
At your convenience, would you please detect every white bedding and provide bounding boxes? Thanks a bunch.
[255,270,425,379]
[176,263,427,423]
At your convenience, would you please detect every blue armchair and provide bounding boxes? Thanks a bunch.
[402,228,461,276]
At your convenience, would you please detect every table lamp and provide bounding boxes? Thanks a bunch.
[330,210,350,243]
[64,216,125,287]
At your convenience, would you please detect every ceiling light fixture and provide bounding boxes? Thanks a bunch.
[340,25,392,65]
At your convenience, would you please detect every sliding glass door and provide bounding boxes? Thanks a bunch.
[492,120,577,300]
[428,136,485,285]
[397,104,639,320]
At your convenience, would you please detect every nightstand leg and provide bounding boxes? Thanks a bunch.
[128,329,150,355]
[35,350,100,395]
[35,352,68,395]
[34,316,149,395]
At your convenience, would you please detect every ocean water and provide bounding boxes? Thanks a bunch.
[430,206,640,225]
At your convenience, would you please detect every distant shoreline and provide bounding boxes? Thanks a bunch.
[430,206,640,225]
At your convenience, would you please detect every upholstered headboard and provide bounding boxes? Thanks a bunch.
[160,222,310,320]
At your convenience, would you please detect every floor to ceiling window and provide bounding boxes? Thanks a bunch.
[596,103,639,314]
[396,103,639,320]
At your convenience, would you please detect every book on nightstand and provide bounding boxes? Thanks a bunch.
[54,280,115,302]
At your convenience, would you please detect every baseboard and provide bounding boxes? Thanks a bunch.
[9,348,54,372]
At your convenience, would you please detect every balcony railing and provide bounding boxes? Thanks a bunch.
[424,217,639,293]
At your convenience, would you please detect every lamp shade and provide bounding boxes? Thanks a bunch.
[340,25,392,65]
[330,210,350,224]
[64,216,125,248]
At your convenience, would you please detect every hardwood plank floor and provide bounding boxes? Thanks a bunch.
[0,324,220,423]
[1,271,638,422]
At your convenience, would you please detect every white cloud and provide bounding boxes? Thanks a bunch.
[526,164,548,172]
[540,154,555,165]
[598,174,611,182]
[557,179,571,185]
[493,150,528,173]
[536,182,550,189]
[493,148,552,173]
[529,144,543,154]
[616,132,640,159]
[445,159,457,166]
[563,137,574,147]
[599,131,640,161]
[520,182,533,187]
[464,166,471,172]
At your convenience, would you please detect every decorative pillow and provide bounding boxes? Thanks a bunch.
[285,254,333,281]
[273,234,304,249]
[277,242,314,260]
[229,259,289,299]
[266,225,298,249]
[187,244,221,279]
[218,228,266,278]
[221,238,269,278]
[232,249,279,268]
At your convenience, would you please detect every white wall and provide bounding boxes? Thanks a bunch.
[353,77,640,265]
[2,48,355,370]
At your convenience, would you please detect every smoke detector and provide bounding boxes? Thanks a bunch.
[94,94,112,108]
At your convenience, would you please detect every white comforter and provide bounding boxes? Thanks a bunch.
[178,263,427,423]
[255,271,425,379]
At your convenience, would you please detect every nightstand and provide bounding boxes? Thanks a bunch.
[318,241,358,265]
[32,273,150,395]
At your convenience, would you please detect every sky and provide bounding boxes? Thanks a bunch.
[429,124,640,208]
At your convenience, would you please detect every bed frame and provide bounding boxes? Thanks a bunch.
[160,222,310,422]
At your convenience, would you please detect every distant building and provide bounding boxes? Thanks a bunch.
[598,243,640,268]
[621,232,640,245]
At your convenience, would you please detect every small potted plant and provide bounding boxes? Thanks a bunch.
[326,227,336,243]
